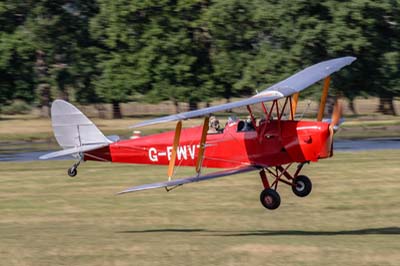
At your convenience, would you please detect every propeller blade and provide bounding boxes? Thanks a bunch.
[326,98,343,157]
[330,98,343,128]
[326,124,335,157]
[317,76,331,121]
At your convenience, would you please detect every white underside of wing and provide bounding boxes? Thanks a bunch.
[258,56,356,96]
[117,165,258,194]
[130,56,356,128]
[130,91,283,128]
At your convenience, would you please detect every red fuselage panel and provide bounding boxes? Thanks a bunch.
[84,120,331,168]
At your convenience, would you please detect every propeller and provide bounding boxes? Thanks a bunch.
[315,76,344,157]
[326,98,343,157]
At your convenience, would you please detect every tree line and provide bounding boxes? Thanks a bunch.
[1,0,399,118]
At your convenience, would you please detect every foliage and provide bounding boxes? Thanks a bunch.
[23,0,99,101]
[0,1,36,105]
[91,0,213,111]
[1,99,32,114]
[0,0,399,115]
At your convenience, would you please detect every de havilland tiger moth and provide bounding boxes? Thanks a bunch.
[40,56,356,210]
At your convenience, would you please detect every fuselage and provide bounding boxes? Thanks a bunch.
[85,119,332,168]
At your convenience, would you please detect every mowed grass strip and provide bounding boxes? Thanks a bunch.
[1,150,400,266]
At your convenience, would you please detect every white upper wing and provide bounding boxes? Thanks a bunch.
[130,56,356,128]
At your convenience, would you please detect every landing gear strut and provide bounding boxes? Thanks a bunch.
[258,163,312,210]
[67,159,81,177]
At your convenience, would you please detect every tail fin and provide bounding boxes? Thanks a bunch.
[51,100,111,148]
[40,100,112,159]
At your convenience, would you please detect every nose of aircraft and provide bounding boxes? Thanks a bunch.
[281,121,333,162]
[318,123,334,159]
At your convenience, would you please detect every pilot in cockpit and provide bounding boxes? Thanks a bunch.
[208,116,222,134]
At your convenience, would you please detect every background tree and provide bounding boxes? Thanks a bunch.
[1,0,399,117]
[326,0,400,115]
[91,0,213,114]
[0,1,36,108]
[204,0,261,103]
[22,0,99,116]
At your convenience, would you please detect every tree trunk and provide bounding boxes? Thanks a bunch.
[188,99,198,111]
[38,83,51,118]
[173,99,180,114]
[35,50,51,118]
[112,101,122,119]
[95,104,107,119]
[59,85,69,101]
[378,96,397,116]
[225,97,232,113]
[349,98,357,115]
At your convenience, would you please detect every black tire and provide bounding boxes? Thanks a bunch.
[292,175,312,197]
[260,188,281,210]
[67,167,77,177]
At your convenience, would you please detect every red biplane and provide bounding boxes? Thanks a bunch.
[40,56,356,210]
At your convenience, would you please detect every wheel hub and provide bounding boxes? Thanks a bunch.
[296,181,305,191]
[264,195,273,205]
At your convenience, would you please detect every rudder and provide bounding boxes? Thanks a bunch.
[51,100,111,149]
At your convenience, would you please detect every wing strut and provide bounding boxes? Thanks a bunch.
[195,116,209,174]
[167,121,182,181]
[317,76,331,121]
[291,93,300,120]
[246,105,257,128]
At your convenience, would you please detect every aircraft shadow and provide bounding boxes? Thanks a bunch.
[118,228,206,234]
[118,227,400,236]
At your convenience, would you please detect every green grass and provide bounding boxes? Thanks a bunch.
[1,151,400,265]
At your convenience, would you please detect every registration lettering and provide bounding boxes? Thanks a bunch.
[148,145,198,162]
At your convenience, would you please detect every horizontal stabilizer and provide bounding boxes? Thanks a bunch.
[39,143,109,160]
[117,165,258,195]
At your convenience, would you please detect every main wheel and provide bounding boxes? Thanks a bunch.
[260,188,281,210]
[292,175,312,197]
[67,167,77,177]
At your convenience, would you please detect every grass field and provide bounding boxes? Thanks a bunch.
[1,150,400,266]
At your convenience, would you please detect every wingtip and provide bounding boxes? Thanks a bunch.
[348,56,357,62]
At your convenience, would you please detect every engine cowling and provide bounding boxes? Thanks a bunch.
[281,121,331,162]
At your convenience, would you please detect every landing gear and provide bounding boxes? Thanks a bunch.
[67,159,81,177]
[258,163,312,210]
[67,167,77,177]
[260,189,281,210]
[292,175,312,197]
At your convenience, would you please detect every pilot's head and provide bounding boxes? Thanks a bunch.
[209,116,220,129]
